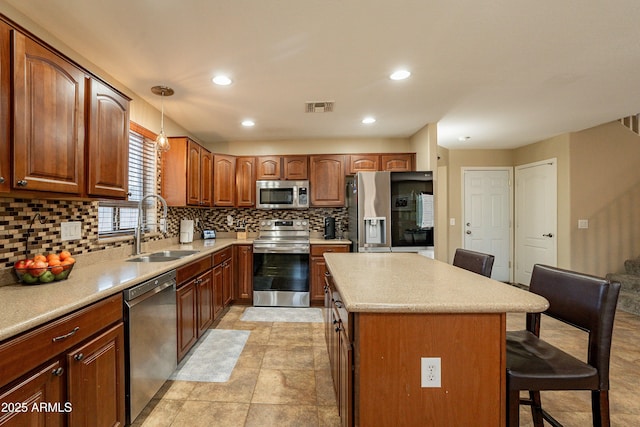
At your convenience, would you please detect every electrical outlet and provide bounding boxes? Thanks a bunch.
[421,357,441,388]
[60,221,82,241]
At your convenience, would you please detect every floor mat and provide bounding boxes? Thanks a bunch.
[240,307,323,323]
[170,329,249,382]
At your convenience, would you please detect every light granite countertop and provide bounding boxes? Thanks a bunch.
[0,238,244,342]
[0,236,353,342]
[324,252,549,313]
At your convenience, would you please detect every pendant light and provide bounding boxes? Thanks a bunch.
[151,85,174,153]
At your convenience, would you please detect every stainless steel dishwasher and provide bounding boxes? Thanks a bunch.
[123,270,177,424]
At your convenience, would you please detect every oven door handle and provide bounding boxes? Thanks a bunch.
[253,246,310,254]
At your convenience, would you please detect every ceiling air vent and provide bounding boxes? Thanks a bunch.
[305,101,334,113]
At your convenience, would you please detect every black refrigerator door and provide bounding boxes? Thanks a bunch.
[390,171,434,248]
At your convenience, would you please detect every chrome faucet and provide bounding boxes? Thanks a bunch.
[133,194,168,256]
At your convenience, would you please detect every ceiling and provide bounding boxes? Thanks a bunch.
[4,0,640,149]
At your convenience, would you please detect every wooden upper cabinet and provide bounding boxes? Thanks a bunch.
[162,137,212,207]
[87,79,130,198]
[0,21,9,193]
[381,153,414,171]
[12,30,86,194]
[186,139,202,205]
[257,156,281,180]
[257,155,308,180]
[200,149,213,207]
[309,155,345,207]
[236,156,256,207]
[283,155,308,180]
[348,154,379,174]
[348,153,415,173]
[214,154,235,207]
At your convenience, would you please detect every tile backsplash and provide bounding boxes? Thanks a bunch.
[0,197,347,281]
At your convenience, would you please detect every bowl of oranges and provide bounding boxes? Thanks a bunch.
[14,251,76,285]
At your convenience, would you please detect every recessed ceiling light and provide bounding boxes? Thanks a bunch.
[458,136,471,141]
[241,120,255,127]
[362,117,376,124]
[390,70,411,80]
[212,75,232,86]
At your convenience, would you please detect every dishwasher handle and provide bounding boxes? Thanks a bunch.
[124,279,176,309]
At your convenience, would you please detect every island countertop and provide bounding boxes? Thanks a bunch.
[324,252,549,313]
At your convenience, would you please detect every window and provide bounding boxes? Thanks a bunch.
[98,129,157,236]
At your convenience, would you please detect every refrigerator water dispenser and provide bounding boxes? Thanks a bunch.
[364,217,386,244]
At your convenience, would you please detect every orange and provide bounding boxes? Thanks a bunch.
[59,250,71,261]
[51,264,64,275]
[33,254,47,263]
[46,253,60,263]
[61,259,75,270]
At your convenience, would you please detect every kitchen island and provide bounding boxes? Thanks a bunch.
[323,252,548,427]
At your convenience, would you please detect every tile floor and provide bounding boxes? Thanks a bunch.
[133,306,640,427]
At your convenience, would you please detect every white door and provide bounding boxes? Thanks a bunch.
[515,159,557,285]
[463,169,512,282]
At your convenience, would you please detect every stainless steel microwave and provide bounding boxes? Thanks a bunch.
[256,180,309,209]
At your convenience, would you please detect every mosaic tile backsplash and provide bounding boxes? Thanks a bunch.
[0,197,347,274]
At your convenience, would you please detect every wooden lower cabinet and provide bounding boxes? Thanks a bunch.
[195,271,214,337]
[233,245,253,304]
[0,295,124,427]
[0,360,65,427]
[212,263,225,319]
[310,245,349,305]
[176,281,198,362]
[66,323,125,427]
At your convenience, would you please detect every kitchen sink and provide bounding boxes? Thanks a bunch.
[149,250,199,258]
[127,250,199,263]
[127,255,181,263]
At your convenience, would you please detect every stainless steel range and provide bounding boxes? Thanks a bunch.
[253,219,310,307]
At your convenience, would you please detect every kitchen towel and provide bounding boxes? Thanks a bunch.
[417,193,434,228]
[170,329,249,382]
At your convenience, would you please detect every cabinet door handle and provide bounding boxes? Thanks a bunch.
[543,233,554,238]
[0,177,4,184]
[52,367,64,376]
[52,326,79,342]
[17,179,28,187]
[74,353,84,361]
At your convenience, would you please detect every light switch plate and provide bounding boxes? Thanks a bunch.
[61,221,82,241]
[578,219,589,229]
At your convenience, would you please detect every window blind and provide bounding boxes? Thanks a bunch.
[98,130,157,236]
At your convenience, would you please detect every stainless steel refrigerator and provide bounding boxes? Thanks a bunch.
[346,171,434,253]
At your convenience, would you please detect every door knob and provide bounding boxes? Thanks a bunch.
[543,233,554,238]
[466,230,472,234]
[466,222,471,226]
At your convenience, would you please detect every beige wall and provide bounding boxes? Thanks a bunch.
[569,122,640,276]
[224,137,411,156]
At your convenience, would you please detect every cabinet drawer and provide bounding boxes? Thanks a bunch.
[213,247,232,265]
[0,294,123,388]
[311,244,349,257]
[177,255,213,284]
